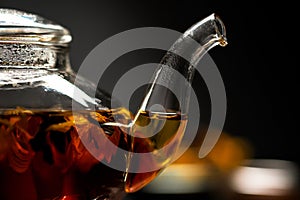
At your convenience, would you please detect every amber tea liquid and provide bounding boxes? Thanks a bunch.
[0,108,186,200]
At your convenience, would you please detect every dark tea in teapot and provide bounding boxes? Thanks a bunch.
[0,108,186,199]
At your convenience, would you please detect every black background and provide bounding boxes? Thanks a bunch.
[1,0,298,167]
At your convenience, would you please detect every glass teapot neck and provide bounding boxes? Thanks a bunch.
[0,42,70,70]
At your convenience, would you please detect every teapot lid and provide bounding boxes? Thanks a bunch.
[0,8,72,46]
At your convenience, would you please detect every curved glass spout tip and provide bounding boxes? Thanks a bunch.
[182,13,228,52]
[214,14,228,47]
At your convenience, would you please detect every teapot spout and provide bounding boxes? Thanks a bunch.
[138,13,227,115]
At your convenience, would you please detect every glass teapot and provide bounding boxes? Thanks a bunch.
[0,8,227,200]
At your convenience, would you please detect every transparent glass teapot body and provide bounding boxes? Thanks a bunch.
[0,8,227,200]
